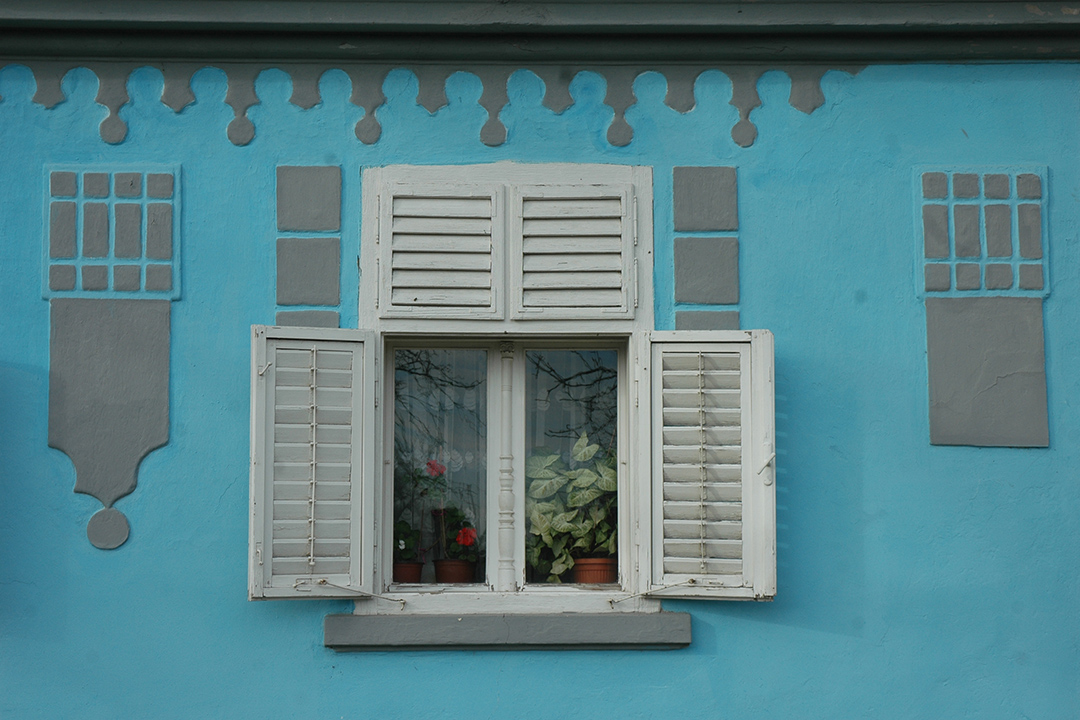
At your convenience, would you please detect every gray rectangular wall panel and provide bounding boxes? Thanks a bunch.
[324,612,691,650]
[922,172,947,199]
[113,265,141,291]
[147,173,174,199]
[953,205,980,257]
[50,201,76,258]
[984,205,1012,257]
[50,171,76,197]
[675,310,740,330]
[1018,204,1042,259]
[114,204,142,258]
[922,205,949,259]
[926,297,1048,447]
[276,166,341,232]
[83,172,109,198]
[81,265,108,291]
[924,264,950,292]
[115,172,142,197]
[145,265,172,292]
[673,236,738,304]
[1019,264,1044,290]
[952,173,979,198]
[276,237,341,306]
[983,174,1009,199]
[275,310,340,328]
[82,202,109,257]
[673,166,737,232]
[49,264,76,291]
[1017,174,1042,199]
[146,204,172,260]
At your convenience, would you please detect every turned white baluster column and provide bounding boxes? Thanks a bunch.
[497,341,516,591]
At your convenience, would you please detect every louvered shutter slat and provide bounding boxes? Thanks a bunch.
[250,328,372,599]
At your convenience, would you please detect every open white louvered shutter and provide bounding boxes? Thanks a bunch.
[649,331,776,600]
[510,183,636,319]
[249,326,375,599]
[377,181,503,318]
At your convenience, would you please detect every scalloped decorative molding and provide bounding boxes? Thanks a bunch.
[4,62,861,148]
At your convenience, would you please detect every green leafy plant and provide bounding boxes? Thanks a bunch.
[525,432,618,582]
[393,519,422,562]
[432,505,482,563]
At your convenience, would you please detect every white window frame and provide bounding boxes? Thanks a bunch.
[251,163,776,620]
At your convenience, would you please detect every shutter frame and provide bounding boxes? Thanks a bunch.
[510,182,636,320]
[249,325,376,599]
[648,330,776,600]
[378,180,503,319]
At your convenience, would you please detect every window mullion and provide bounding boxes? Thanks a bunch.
[496,341,517,591]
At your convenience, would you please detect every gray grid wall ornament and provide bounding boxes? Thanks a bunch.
[45,166,181,548]
[915,167,1049,447]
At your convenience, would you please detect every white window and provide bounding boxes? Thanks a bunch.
[250,163,776,619]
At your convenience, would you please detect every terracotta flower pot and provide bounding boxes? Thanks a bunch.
[572,557,617,584]
[393,561,424,583]
[434,559,476,583]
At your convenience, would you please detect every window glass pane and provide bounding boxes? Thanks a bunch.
[393,349,486,584]
[525,350,618,584]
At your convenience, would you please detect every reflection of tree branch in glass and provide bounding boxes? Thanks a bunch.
[393,349,487,583]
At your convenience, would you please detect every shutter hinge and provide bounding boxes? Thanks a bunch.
[374,194,380,244]
[374,258,380,308]
[255,542,263,566]
[631,194,638,246]
[374,379,379,408]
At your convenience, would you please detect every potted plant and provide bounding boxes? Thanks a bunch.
[432,505,481,583]
[392,519,423,582]
[525,432,618,584]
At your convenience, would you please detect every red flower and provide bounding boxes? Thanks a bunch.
[426,460,446,477]
[456,527,477,547]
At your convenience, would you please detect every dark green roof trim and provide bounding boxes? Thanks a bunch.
[2,1,1080,60]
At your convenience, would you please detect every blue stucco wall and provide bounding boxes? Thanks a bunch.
[1,62,1078,718]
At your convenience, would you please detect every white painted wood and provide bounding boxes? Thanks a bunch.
[511,182,635,319]
[648,332,777,600]
[249,326,375,599]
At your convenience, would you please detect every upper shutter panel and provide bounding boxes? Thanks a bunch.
[649,333,776,600]
[380,186,502,318]
[512,184,635,319]
[250,327,373,599]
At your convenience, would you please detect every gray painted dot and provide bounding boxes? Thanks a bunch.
[984,264,1013,290]
[921,172,947,199]
[1018,264,1044,290]
[113,265,141,291]
[49,264,76,291]
[147,173,174,199]
[276,310,340,328]
[924,263,950,292]
[115,173,142,197]
[145,264,173,292]
[952,173,979,199]
[955,264,981,291]
[1017,174,1042,199]
[87,507,130,550]
[922,205,949,259]
[983,174,1010,199]
[83,173,109,198]
[81,265,109,291]
[50,171,76,197]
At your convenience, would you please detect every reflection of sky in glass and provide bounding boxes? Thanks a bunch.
[393,349,487,575]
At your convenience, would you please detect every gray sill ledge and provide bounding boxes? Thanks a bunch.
[324,611,691,651]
